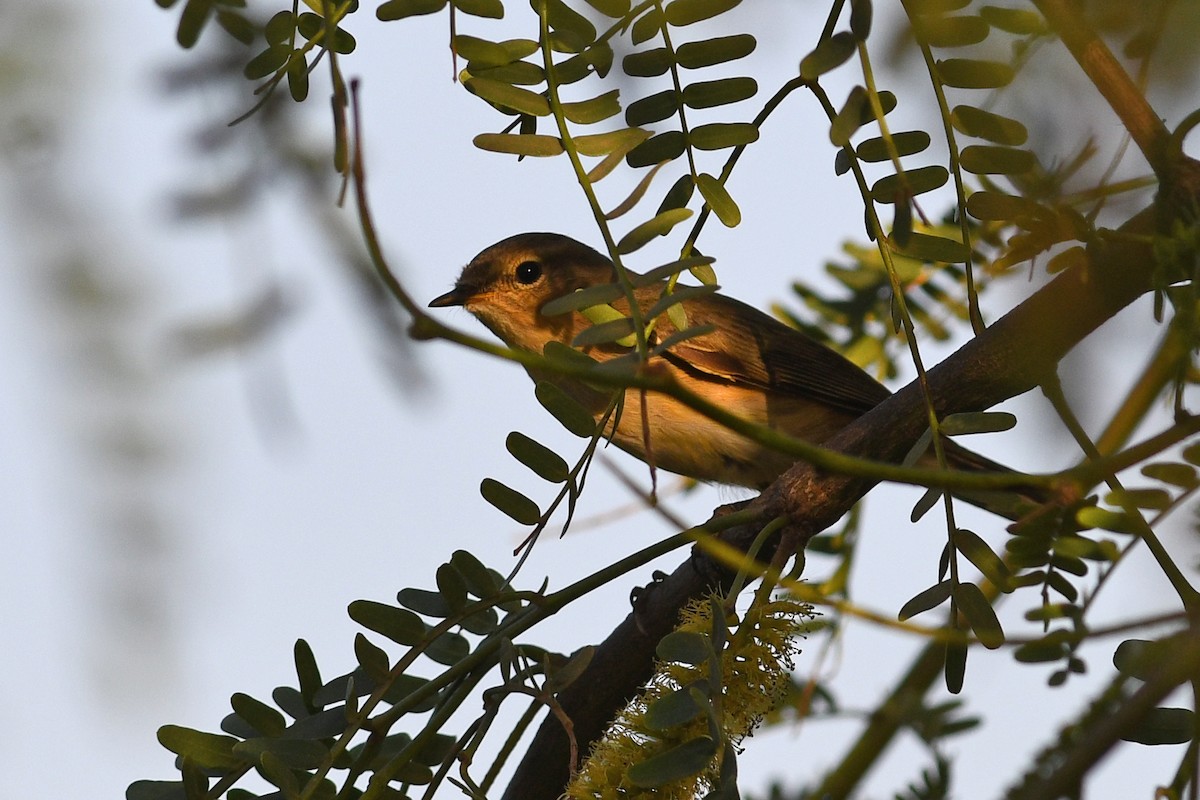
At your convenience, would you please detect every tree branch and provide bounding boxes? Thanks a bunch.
[501,187,1181,799]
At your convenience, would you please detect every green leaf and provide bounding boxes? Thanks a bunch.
[646,284,719,321]
[1104,487,1171,510]
[234,738,329,769]
[658,173,695,213]
[535,380,598,437]
[682,76,757,109]
[157,726,245,771]
[636,256,716,285]
[625,89,679,126]
[910,487,942,522]
[937,58,1015,88]
[950,105,1028,145]
[893,232,970,263]
[542,0,597,45]
[582,0,631,17]
[437,562,469,613]
[979,5,1047,36]
[397,587,452,617]
[850,0,872,40]
[959,145,1036,175]
[1123,708,1195,745]
[689,122,758,150]
[126,781,187,800]
[472,60,545,84]
[870,165,949,202]
[377,0,447,21]
[1075,506,1137,534]
[663,0,742,27]
[965,190,1041,220]
[657,630,711,664]
[480,478,541,524]
[945,642,967,694]
[426,631,472,665]
[1141,461,1199,489]
[506,431,570,482]
[465,77,550,116]
[541,283,625,315]
[294,639,322,704]
[617,207,693,253]
[830,85,868,146]
[1113,638,1171,681]
[645,683,707,730]
[573,313,636,347]
[855,130,931,162]
[454,35,512,67]
[631,7,663,45]
[354,632,390,680]
[799,31,857,79]
[898,580,952,620]
[230,693,286,737]
[473,133,564,157]
[576,126,653,160]
[627,131,686,168]
[952,528,1011,589]
[545,646,595,692]
[176,0,215,48]
[677,34,756,69]
[244,45,290,80]
[259,751,299,794]
[695,173,741,227]
[954,581,1004,648]
[452,0,503,17]
[623,48,672,77]
[913,14,989,48]
[1014,632,1070,663]
[561,90,621,124]
[941,411,1017,435]
[348,599,427,642]
[450,550,504,599]
[286,52,309,101]
[627,736,719,786]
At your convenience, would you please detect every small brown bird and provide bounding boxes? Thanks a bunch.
[430,232,1019,503]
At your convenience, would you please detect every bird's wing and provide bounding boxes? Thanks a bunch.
[627,287,892,416]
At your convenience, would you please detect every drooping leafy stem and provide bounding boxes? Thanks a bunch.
[1042,375,1200,612]
[535,0,650,357]
[901,0,984,335]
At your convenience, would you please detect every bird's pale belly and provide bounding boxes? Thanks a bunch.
[602,379,857,490]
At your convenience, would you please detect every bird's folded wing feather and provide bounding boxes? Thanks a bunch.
[625,288,892,416]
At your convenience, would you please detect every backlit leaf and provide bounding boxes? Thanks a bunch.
[473,133,564,156]
[617,207,693,253]
[689,122,758,150]
[695,173,741,227]
[856,130,931,162]
[951,105,1028,145]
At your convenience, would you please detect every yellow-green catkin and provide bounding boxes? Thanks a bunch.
[565,594,812,800]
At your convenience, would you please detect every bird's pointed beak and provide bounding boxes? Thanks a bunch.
[428,286,471,308]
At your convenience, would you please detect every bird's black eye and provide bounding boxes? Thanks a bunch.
[515,260,542,285]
